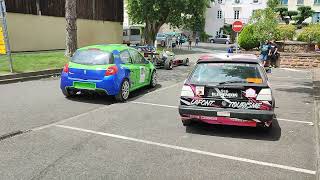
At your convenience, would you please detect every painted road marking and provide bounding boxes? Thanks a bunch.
[32,83,181,131]
[280,68,308,72]
[55,124,316,175]
[131,101,314,125]
[271,84,312,89]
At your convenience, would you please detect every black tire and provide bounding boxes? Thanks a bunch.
[210,39,214,43]
[183,58,190,66]
[182,119,192,126]
[115,79,130,102]
[258,121,273,132]
[149,71,157,88]
[62,89,76,98]
[164,60,173,70]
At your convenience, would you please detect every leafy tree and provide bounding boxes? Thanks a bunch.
[250,8,278,43]
[287,10,298,19]
[267,0,279,9]
[127,0,211,45]
[297,24,320,45]
[274,7,288,20]
[293,6,314,25]
[274,24,296,41]
[238,25,259,50]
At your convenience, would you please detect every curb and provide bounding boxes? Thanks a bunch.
[313,68,320,180]
[0,69,62,84]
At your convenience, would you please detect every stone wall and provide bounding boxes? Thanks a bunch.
[240,51,320,69]
[278,53,320,68]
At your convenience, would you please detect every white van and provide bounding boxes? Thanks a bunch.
[123,26,144,46]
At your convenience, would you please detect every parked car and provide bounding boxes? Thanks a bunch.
[209,35,231,44]
[156,33,168,47]
[178,53,275,130]
[60,44,157,102]
[123,26,144,46]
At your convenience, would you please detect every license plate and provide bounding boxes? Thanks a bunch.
[73,82,96,89]
[217,111,230,117]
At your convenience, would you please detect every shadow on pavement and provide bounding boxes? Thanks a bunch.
[185,119,281,141]
[275,86,313,96]
[66,84,163,105]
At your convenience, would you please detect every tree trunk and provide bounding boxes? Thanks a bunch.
[144,21,163,46]
[65,0,77,57]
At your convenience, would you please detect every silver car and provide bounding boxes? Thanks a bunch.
[209,35,231,44]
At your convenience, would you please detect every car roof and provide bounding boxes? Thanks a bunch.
[78,44,134,53]
[197,53,260,64]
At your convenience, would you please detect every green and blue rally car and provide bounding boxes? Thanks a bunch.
[60,44,157,102]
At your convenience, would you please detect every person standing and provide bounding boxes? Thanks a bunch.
[172,35,177,49]
[270,40,279,67]
[188,36,192,50]
[259,40,271,67]
[195,37,200,47]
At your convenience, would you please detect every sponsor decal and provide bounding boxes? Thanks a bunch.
[228,101,262,109]
[245,88,257,98]
[139,66,146,83]
[195,86,204,96]
[212,89,238,98]
[190,99,215,106]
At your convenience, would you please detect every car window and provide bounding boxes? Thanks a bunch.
[120,50,132,64]
[189,63,264,84]
[129,49,145,64]
[222,35,227,38]
[71,49,113,65]
[130,29,140,36]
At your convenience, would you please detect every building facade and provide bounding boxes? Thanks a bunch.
[280,0,320,23]
[205,0,267,36]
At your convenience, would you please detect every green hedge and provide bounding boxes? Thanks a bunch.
[238,25,259,50]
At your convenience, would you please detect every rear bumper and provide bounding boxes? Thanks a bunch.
[60,72,121,95]
[179,105,274,126]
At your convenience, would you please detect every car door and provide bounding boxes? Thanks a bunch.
[119,50,139,90]
[129,49,150,88]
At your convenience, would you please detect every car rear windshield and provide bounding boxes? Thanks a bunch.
[189,63,265,85]
[71,49,114,65]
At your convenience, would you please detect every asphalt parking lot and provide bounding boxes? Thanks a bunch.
[0,53,316,180]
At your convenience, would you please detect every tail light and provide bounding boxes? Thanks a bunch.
[180,84,195,97]
[63,64,69,73]
[105,66,118,76]
[256,88,272,101]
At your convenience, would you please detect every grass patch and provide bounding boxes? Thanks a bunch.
[0,51,68,74]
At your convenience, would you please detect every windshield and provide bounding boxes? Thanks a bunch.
[189,63,264,84]
[71,50,113,65]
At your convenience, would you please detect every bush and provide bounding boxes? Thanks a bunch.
[275,24,296,41]
[297,24,320,45]
[238,25,260,50]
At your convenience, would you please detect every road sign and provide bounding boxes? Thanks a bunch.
[232,21,243,32]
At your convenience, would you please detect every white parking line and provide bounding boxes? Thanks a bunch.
[271,84,312,89]
[280,68,308,72]
[131,101,314,125]
[32,83,181,132]
[277,118,314,125]
[55,124,316,175]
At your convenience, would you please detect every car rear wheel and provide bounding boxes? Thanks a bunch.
[149,71,157,88]
[62,89,76,98]
[115,79,130,102]
[182,119,193,126]
[183,58,190,66]
[210,39,214,43]
[164,60,173,70]
[226,41,230,45]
